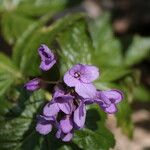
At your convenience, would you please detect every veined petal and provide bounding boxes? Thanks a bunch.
[57,101,72,114]
[40,59,56,71]
[102,90,124,104]
[38,44,54,60]
[75,83,97,99]
[74,102,86,128]
[60,117,73,133]
[63,71,79,87]
[43,102,59,117]
[80,65,99,83]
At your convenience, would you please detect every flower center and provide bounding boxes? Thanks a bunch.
[74,72,80,78]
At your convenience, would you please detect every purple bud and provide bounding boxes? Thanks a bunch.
[38,44,56,71]
[24,78,41,91]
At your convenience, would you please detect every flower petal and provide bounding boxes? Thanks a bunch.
[62,132,73,142]
[75,83,97,99]
[101,104,117,114]
[80,65,99,83]
[63,71,79,87]
[102,90,124,104]
[57,101,72,114]
[40,59,56,71]
[60,117,73,133]
[38,44,54,61]
[43,102,59,117]
[36,123,52,135]
[74,102,86,128]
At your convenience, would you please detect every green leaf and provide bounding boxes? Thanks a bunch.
[15,0,68,17]
[116,98,134,138]
[89,13,123,67]
[13,13,85,76]
[57,19,94,74]
[133,85,150,102]
[1,12,35,44]
[0,53,22,96]
[0,90,45,150]
[125,35,150,66]
[73,127,115,150]
[100,67,131,82]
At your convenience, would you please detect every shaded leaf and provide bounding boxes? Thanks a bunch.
[125,36,150,66]
[116,97,134,138]
[133,85,150,102]
[1,12,35,44]
[89,13,123,67]
[100,67,131,82]
[73,127,115,150]
[0,53,22,96]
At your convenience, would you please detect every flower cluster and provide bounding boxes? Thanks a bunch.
[24,44,124,142]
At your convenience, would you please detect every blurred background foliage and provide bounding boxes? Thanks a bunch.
[0,0,150,150]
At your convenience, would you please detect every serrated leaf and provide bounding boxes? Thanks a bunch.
[0,90,45,150]
[125,35,150,66]
[57,19,94,74]
[89,13,123,67]
[73,127,115,150]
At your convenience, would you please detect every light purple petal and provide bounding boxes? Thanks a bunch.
[102,90,124,104]
[36,123,52,135]
[43,102,59,117]
[96,90,111,107]
[57,101,72,114]
[60,117,73,133]
[74,102,86,128]
[69,64,82,76]
[63,70,80,87]
[62,132,73,142]
[102,104,117,114]
[38,44,54,60]
[75,83,97,99]
[80,65,99,83]
[40,59,56,71]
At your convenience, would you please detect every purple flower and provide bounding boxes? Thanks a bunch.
[63,64,99,99]
[38,44,56,71]
[43,85,74,117]
[95,90,124,114]
[73,101,86,128]
[24,78,41,91]
[36,115,54,135]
